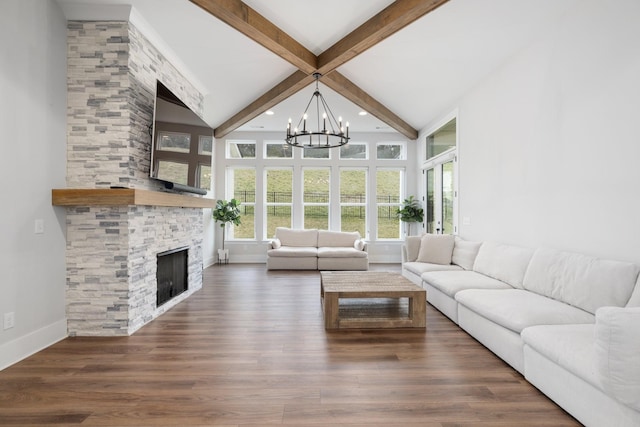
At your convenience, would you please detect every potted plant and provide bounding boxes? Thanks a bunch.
[212,199,242,262]
[396,195,424,236]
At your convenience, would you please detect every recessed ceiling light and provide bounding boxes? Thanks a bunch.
[265,110,275,116]
[358,111,368,116]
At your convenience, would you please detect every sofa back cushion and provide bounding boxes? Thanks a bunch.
[472,241,534,289]
[451,237,483,270]
[275,227,318,247]
[625,275,640,307]
[405,235,424,262]
[317,230,360,247]
[523,248,640,314]
[416,234,455,265]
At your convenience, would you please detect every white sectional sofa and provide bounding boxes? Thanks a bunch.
[267,227,368,270]
[401,234,640,427]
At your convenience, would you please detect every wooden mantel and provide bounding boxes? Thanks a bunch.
[52,188,216,209]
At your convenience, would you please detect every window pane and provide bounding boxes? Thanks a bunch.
[426,169,435,233]
[199,135,212,155]
[265,141,293,158]
[158,131,190,153]
[266,169,292,203]
[376,169,401,239]
[234,204,254,239]
[426,118,456,160]
[340,143,367,159]
[377,143,404,160]
[442,161,455,234]
[303,147,330,159]
[304,206,328,230]
[198,164,211,190]
[229,168,255,239]
[228,141,256,159]
[266,206,291,238]
[157,160,188,184]
[340,169,366,202]
[341,206,365,236]
[377,206,400,239]
[303,169,329,202]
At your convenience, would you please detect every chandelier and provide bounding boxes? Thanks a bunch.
[285,73,350,149]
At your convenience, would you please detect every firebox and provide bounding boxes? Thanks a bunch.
[156,247,188,307]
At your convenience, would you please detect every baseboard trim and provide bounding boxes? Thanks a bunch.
[0,319,67,371]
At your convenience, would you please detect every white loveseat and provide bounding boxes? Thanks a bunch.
[402,234,640,427]
[267,227,368,270]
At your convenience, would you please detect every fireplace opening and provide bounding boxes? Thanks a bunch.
[157,247,188,307]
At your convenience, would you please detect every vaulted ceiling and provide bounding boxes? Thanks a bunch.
[57,0,578,138]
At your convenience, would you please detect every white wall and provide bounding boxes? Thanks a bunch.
[429,0,640,263]
[0,0,68,369]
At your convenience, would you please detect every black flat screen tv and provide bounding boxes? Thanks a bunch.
[150,81,213,195]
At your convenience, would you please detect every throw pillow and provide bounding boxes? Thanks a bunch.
[416,234,455,265]
[271,238,281,249]
[354,239,365,251]
[451,237,482,270]
[405,235,424,262]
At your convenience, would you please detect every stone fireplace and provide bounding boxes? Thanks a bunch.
[61,20,209,336]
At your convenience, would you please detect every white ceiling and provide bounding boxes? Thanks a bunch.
[56,0,578,136]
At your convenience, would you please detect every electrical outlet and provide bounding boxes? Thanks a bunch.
[3,312,15,330]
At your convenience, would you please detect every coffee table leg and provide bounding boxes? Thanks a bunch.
[324,292,339,330]
[409,292,426,328]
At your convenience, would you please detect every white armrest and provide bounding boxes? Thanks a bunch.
[595,306,640,411]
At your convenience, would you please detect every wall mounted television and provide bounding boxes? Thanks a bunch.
[150,80,213,195]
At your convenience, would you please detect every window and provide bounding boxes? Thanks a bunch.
[377,142,405,160]
[227,167,255,239]
[424,116,457,234]
[152,124,213,189]
[227,140,256,159]
[303,168,330,230]
[426,118,456,161]
[376,168,403,239]
[303,147,330,159]
[265,168,293,238]
[340,142,367,159]
[264,141,292,159]
[340,168,367,237]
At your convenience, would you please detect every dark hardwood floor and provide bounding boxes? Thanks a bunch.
[0,264,580,426]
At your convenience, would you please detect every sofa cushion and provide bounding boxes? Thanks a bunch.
[472,241,534,289]
[354,239,366,251]
[455,289,595,334]
[318,230,360,247]
[422,270,512,298]
[266,246,318,257]
[523,248,640,314]
[595,307,640,411]
[271,238,281,249]
[452,237,482,270]
[404,262,462,277]
[416,234,455,265]
[522,324,600,389]
[404,235,424,262]
[318,247,368,258]
[275,227,318,247]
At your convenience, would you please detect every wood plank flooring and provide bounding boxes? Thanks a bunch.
[0,264,581,426]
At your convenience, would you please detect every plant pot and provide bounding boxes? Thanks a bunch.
[217,249,229,264]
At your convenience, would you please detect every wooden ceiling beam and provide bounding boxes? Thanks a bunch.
[189,0,317,74]
[214,71,314,138]
[317,0,449,74]
[322,72,418,140]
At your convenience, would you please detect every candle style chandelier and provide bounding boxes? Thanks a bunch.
[285,73,350,149]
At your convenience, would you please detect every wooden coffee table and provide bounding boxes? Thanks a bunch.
[320,271,426,330]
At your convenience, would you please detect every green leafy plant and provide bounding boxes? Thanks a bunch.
[212,199,241,251]
[396,196,424,235]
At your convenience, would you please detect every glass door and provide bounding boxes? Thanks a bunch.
[424,158,456,235]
